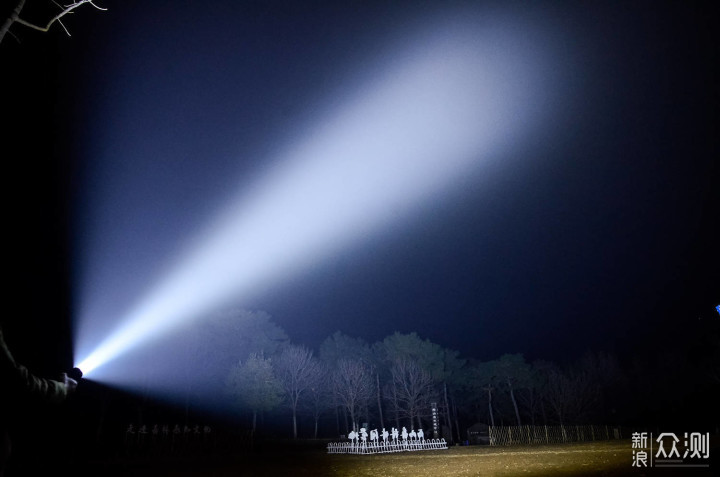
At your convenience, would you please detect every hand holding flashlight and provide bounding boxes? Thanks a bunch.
[62,373,77,394]
[63,367,82,394]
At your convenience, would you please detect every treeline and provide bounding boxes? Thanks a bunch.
[144,309,719,441]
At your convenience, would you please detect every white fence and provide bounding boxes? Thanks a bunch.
[327,439,448,454]
[488,425,619,446]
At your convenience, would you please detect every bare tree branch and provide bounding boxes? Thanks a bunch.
[332,359,374,431]
[275,345,322,439]
[389,358,435,429]
[1,0,106,45]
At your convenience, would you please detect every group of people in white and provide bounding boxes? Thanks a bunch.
[347,426,425,446]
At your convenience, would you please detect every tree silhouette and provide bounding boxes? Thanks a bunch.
[494,354,531,426]
[274,344,322,439]
[332,359,373,433]
[389,357,435,430]
[226,353,282,434]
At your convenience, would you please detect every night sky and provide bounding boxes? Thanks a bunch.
[2,0,717,374]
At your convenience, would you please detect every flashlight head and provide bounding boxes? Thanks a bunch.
[68,367,83,381]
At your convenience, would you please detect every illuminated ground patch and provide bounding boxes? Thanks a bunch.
[77,440,718,476]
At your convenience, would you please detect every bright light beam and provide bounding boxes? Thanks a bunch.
[75,20,547,381]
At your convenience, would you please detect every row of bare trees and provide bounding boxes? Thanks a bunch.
[461,352,623,430]
[165,309,717,440]
[219,318,620,441]
[221,325,460,440]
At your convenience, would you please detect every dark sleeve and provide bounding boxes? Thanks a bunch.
[0,327,68,404]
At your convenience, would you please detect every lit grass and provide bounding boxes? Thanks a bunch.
[79,439,717,476]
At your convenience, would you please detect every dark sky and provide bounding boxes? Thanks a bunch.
[2,0,717,371]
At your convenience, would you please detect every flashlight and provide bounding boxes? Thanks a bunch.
[67,367,83,381]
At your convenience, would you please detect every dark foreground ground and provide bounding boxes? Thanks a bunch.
[65,440,715,477]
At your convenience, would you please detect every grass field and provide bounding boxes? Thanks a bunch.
[76,439,716,477]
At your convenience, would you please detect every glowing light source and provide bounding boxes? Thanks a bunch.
[74,17,550,383]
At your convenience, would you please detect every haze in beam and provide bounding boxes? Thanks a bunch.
[74,17,551,382]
